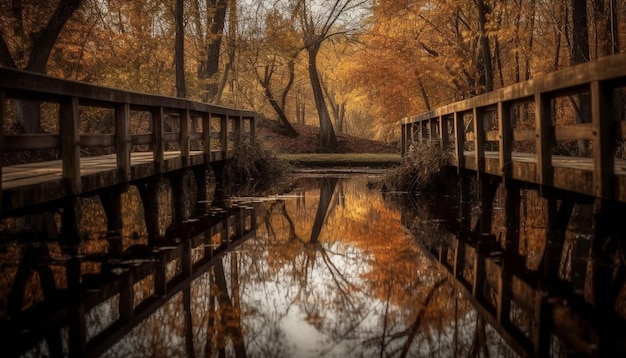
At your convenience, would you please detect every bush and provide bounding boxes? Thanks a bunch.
[225,141,292,194]
[381,141,452,192]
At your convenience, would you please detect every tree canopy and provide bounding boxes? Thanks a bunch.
[0,0,623,146]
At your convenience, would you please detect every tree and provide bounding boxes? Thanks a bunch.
[0,0,85,132]
[174,0,186,98]
[295,0,368,151]
[196,0,230,103]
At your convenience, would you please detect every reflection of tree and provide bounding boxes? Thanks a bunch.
[6,244,63,356]
[310,177,338,244]
[208,257,247,358]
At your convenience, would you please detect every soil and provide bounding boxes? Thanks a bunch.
[257,121,399,154]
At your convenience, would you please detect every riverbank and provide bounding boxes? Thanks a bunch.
[257,122,401,169]
[280,153,400,168]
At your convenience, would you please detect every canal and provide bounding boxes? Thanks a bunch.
[0,172,625,357]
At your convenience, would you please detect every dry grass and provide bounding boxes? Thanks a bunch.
[381,141,452,192]
[225,141,292,194]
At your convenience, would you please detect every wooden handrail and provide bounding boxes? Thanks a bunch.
[0,68,256,195]
[401,52,626,200]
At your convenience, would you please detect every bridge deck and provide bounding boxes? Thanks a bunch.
[1,151,220,214]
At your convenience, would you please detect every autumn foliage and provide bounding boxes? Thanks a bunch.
[1,0,624,142]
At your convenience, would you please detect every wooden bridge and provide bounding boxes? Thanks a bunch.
[401,52,626,201]
[0,68,255,217]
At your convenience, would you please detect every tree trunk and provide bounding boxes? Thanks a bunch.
[476,0,494,93]
[199,0,227,103]
[571,0,590,65]
[307,43,337,151]
[570,0,591,156]
[1,0,85,133]
[175,0,186,98]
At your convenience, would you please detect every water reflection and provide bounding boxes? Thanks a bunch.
[2,174,623,357]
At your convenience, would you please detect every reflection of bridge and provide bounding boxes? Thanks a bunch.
[401,52,626,202]
[402,178,626,357]
[0,68,255,218]
[0,203,256,358]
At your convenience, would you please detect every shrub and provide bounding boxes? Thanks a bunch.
[225,141,292,194]
[381,141,452,192]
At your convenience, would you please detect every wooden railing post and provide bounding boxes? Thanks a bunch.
[453,112,464,171]
[440,115,449,149]
[535,93,553,188]
[248,116,256,144]
[115,103,131,181]
[202,113,211,160]
[426,118,437,147]
[220,115,228,157]
[151,107,165,173]
[0,90,4,212]
[473,107,485,174]
[400,123,407,156]
[591,80,614,198]
[180,108,190,165]
[60,97,81,194]
[234,115,242,148]
[498,101,512,180]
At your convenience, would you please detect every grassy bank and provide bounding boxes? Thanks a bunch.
[280,153,401,168]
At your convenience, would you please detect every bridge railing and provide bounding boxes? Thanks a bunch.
[0,68,256,194]
[401,52,626,200]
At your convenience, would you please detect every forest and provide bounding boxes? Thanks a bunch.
[0,0,624,151]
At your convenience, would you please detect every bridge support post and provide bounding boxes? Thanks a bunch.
[475,176,498,253]
[211,161,227,206]
[100,185,126,236]
[192,165,209,215]
[138,179,161,243]
[169,172,187,229]
[539,193,574,288]
[60,196,80,243]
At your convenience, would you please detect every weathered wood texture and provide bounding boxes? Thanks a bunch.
[401,52,626,201]
[0,68,256,216]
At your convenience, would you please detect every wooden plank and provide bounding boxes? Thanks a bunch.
[0,68,256,119]
[163,132,179,142]
[3,134,60,151]
[131,134,152,146]
[81,134,115,147]
[554,123,593,141]
[512,128,535,142]
[591,80,614,198]
[60,97,81,194]
[401,52,626,126]
[115,103,131,181]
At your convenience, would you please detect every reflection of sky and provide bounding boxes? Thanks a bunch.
[243,241,374,357]
[235,175,433,357]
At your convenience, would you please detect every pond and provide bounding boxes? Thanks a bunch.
[0,172,624,357]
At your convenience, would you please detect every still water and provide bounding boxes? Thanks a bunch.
[0,173,624,357]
